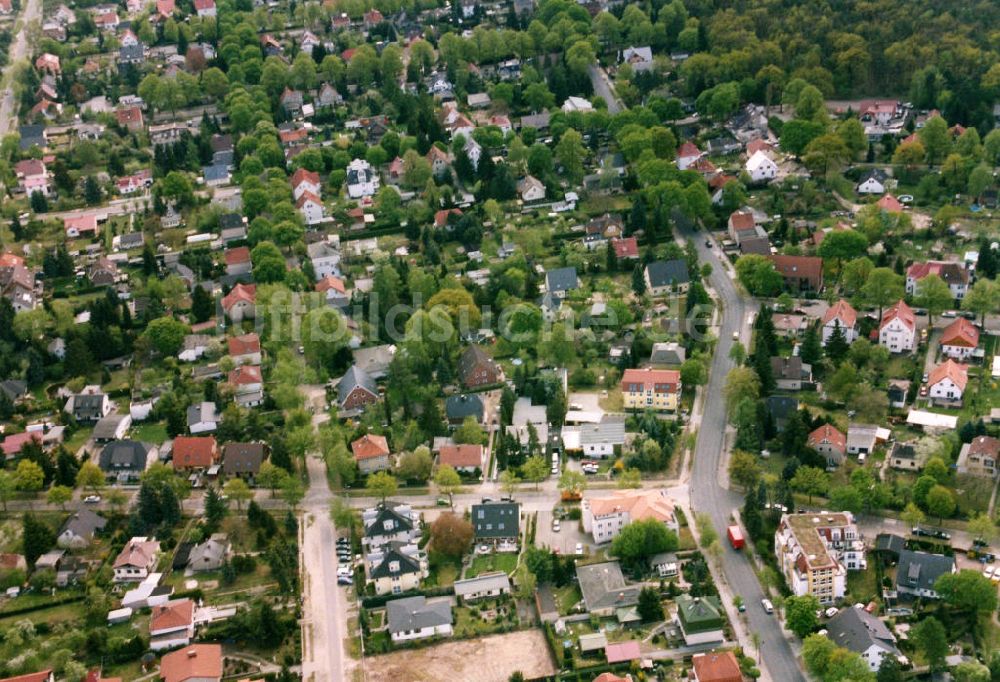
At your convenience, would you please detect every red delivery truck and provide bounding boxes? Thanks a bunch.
[727,525,745,550]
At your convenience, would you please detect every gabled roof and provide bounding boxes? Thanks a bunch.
[159,645,222,682]
[316,275,346,294]
[808,423,846,451]
[222,443,266,475]
[172,436,218,468]
[880,299,915,332]
[228,333,260,356]
[0,671,53,682]
[228,364,262,385]
[823,299,857,328]
[691,652,742,682]
[576,561,640,611]
[677,141,701,158]
[438,444,483,469]
[224,246,250,266]
[290,167,320,189]
[620,368,680,393]
[941,317,978,348]
[364,502,414,538]
[222,283,256,310]
[545,266,579,293]
[99,439,152,471]
[826,605,899,658]
[337,365,377,405]
[769,254,823,283]
[611,237,639,259]
[896,549,954,592]
[352,433,389,460]
[58,509,107,539]
[369,542,422,579]
[445,393,484,420]
[150,599,194,633]
[113,537,159,569]
[645,259,689,288]
[928,358,968,391]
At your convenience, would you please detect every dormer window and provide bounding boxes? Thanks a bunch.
[389,560,400,573]
[383,520,394,531]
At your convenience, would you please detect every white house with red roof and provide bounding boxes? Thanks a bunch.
[822,299,858,345]
[290,168,321,200]
[94,10,120,30]
[878,300,915,353]
[940,317,979,360]
[222,283,256,322]
[905,260,969,300]
[14,159,50,196]
[611,236,639,260]
[116,169,152,195]
[224,246,251,277]
[64,214,100,238]
[438,444,484,473]
[113,536,160,582]
[352,434,391,474]
[193,0,216,16]
[227,333,261,365]
[34,53,60,75]
[927,359,968,403]
[296,191,325,225]
[228,364,263,406]
[808,424,847,466]
[859,100,902,126]
[488,114,512,134]
[150,599,195,650]
[676,141,703,170]
[316,274,349,307]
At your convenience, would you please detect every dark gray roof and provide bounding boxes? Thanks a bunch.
[99,440,152,471]
[364,504,414,539]
[338,365,377,406]
[0,379,27,401]
[118,232,145,249]
[875,533,906,557]
[771,356,810,380]
[19,125,45,150]
[766,395,798,422]
[203,164,230,182]
[645,259,690,288]
[896,549,955,593]
[445,394,484,421]
[222,442,266,475]
[471,501,519,539]
[576,561,641,612]
[386,595,451,633]
[118,43,144,62]
[93,413,130,440]
[212,150,234,168]
[519,112,550,130]
[73,393,106,420]
[58,509,107,540]
[369,542,421,579]
[546,267,579,293]
[826,606,898,657]
[859,168,888,184]
[218,213,245,230]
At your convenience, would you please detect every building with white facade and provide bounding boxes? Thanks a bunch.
[345,158,379,198]
[774,512,865,604]
[582,489,678,544]
[878,300,915,353]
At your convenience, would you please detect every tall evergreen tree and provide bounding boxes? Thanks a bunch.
[800,324,822,366]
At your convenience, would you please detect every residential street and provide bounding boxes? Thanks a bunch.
[0,0,42,134]
[588,64,623,114]
[684,226,806,682]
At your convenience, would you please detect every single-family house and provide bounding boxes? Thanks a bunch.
[808,423,847,466]
[745,150,777,183]
[290,168,321,200]
[895,549,955,599]
[674,595,725,645]
[296,191,325,225]
[57,509,107,549]
[826,605,900,672]
[93,413,132,442]
[940,317,979,360]
[518,175,546,202]
[352,434,391,474]
[221,283,256,322]
[346,158,379,198]
[227,333,262,365]
[65,390,112,422]
[224,246,251,277]
[906,261,969,300]
[437,444,483,474]
[676,142,703,170]
[193,0,215,16]
[927,359,968,403]
[222,442,266,479]
[113,537,160,582]
[769,254,824,293]
[856,169,888,195]
[187,402,221,434]
[337,365,379,412]
[444,394,484,425]
[471,499,520,546]
[822,299,859,345]
[187,534,230,572]
[545,267,579,296]
[453,572,511,603]
[957,435,1000,479]
[644,259,689,295]
[878,300,915,353]
[582,489,678,544]
[386,596,452,643]
[159,645,222,682]
[771,356,813,390]
[889,442,926,471]
[99,440,156,483]
[307,240,341,279]
[621,46,653,71]
[691,651,743,682]
[150,599,195,650]
[316,275,349,308]
[171,436,219,471]
[457,345,501,389]
[576,561,641,617]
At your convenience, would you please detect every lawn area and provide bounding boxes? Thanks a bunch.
[426,558,460,587]
[845,564,879,604]
[131,421,168,443]
[63,426,93,453]
[467,552,518,578]
[0,600,86,628]
[599,388,623,412]
[555,584,582,615]
[452,604,518,638]
[954,474,996,516]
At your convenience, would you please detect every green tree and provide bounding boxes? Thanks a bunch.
[680,358,707,386]
[729,450,762,489]
[14,460,44,493]
[365,471,398,500]
[911,616,948,671]
[609,518,679,571]
[397,446,433,482]
[785,595,820,639]
[142,316,190,356]
[191,284,214,323]
[967,512,997,544]
[204,486,227,531]
[802,633,836,678]
[918,115,950,165]
[46,485,72,510]
[829,485,863,513]
[934,569,998,615]
[637,586,664,622]
[962,278,998,326]
[925,484,955,521]
[0,471,15,511]
[555,129,586,183]
[279,476,305,509]
[222,478,253,511]
[790,466,828,503]
[724,367,761,416]
[499,469,520,496]
[434,465,461,497]
[521,455,549,490]
[558,470,586,497]
[953,661,991,682]
[430,512,473,558]
[22,513,55,568]
[735,255,783,296]
[453,417,486,445]
[76,461,105,494]
[860,268,904,319]
[817,229,868,271]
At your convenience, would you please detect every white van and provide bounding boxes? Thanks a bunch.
[761,598,774,614]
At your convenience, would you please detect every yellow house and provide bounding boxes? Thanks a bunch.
[368,545,428,596]
[620,368,681,412]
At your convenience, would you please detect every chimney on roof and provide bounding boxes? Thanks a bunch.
[187,649,197,658]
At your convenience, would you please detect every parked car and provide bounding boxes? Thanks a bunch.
[337,575,353,585]
[761,599,774,614]
[575,542,583,555]
[84,495,101,504]
[552,520,561,532]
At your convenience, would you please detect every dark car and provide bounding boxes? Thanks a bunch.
[974,538,989,548]
[912,527,931,537]
[961,311,977,320]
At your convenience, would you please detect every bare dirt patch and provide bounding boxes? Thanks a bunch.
[364,629,557,682]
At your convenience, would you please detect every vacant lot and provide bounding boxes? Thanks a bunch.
[365,630,556,682]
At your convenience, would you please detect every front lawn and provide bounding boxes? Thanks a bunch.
[132,421,168,443]
[845,564,879,604]
[556,584,582,615]
[467,552,518,577]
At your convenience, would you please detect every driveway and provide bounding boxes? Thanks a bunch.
[534,510,591,556]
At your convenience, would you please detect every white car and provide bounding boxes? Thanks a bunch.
[575,542,583,555]
[761,598,774,614]
[984,566,995,581]
[83,495,101,504]
[552,520,561,532]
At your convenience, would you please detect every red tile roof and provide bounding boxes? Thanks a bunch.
[351,434,389,461]
[150,599,194,633]
[227,333,260,356]
[224,246,250,266]
[768,254,823,285]
[941,317,979,348]
[822,299,857,328]
[928,359,968,392]
[677,141,701,158]
[620,368,680,394]
[290,167,320,189]
[746,139,774,156]
[229,364,262,385]
[222,283,256,310]
[159,645,222,682]
[438,444,483,469]
[611,236,639,259]
[604,641,641,664]
[434,208,462,228]
[729,211,755,230]
[295,190,322,208]
[316,275,346,294]
[880,299,915,332]
[877,194,904,213]
[2,431,41,458]
[691,652,742,682]
[0,671,52,682]
[808,423,846,452]
[172,436,218,469]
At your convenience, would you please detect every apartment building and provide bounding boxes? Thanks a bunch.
[774,512,865,604]
[620,368,681,412]
[582,489,678,544]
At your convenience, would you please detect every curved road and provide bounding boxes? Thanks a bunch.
[684,226,806,682]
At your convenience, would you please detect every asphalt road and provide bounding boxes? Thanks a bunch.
[685,228,806,682]
[588,64,623,114]
[0,0,42,135]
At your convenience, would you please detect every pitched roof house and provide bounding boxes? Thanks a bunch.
[171,436,219,470]
[337,365,379,411]
[768,254,824,293]
[826,605,900,672]
[808,423,847,466]
[691,651,742,682]
[159,645,222,682]
[457,345,501,389]
[352,434,391,474]
[437,444,483,473]
[927,358,968,403]
[113,536,160,582]
[822,299,858,345]
[940,317,979,359]
[878,300,915,353]
[895,549,955,599]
